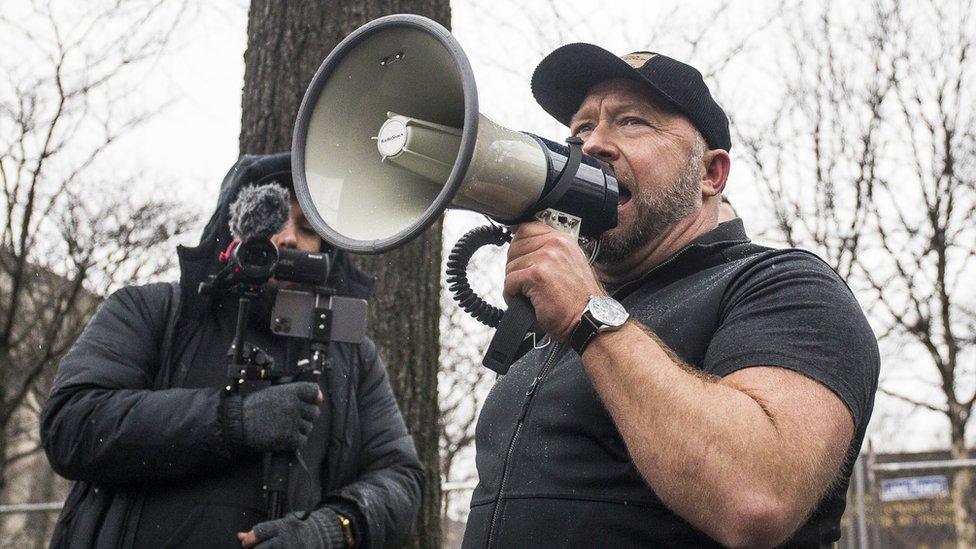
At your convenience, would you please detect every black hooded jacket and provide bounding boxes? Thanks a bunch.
[41,153,423,548]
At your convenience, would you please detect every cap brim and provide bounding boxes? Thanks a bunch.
[531,43,663,127]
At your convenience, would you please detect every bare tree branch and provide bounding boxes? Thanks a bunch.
[742,0,976,540]
[0,0,196,504]
[878,386,948,415]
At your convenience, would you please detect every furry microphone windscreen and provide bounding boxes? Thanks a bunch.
[228,183,291,241]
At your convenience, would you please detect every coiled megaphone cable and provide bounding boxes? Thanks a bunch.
[446,220,603,330]
[446,224,511,328]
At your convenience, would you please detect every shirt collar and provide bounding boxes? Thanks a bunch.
[609,219,752,296]
[684,218,750,251]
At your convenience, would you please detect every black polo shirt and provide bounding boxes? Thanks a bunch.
[462,220,880,548]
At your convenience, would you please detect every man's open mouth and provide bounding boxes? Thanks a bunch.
[618,184,632,207]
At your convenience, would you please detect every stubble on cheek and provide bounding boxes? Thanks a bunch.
[594,145,705,265]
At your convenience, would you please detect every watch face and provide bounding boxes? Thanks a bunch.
[589,296,629,327]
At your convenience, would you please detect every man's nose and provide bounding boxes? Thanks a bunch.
[580,123,619,163]
[271,222,298,249]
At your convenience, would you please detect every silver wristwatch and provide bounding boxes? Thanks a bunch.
[568,295,629,355]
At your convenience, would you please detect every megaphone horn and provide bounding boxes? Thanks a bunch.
[292,14,619,373]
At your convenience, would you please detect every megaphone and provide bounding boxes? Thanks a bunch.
[292,14,619,373]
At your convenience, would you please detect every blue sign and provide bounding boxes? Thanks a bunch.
[880,476,949,501]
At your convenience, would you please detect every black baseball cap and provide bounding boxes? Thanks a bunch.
[531,43,731,151]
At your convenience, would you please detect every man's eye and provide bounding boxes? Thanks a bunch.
[622,117,647,127]
[572,123,593,136]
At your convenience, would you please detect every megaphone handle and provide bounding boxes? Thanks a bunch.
[482,294,536,375]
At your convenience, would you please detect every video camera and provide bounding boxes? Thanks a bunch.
[198,183,368,381]
[204,235,368,351]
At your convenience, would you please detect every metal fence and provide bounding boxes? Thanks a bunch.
[0,502,62,515]
[840,448,976,549]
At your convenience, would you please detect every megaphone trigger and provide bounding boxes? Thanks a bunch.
[532,332,552,350]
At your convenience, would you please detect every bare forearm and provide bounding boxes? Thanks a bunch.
[500,222,853,544]
[581,322,819,545]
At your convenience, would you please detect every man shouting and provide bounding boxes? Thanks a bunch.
[463,45,879,548]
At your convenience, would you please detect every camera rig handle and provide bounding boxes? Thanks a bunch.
[220,284,331,520]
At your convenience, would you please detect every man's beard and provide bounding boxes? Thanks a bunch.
[595,145,705,265]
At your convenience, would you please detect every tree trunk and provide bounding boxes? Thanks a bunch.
[355,235,442,548]
[26,461,57,548]
[240,2,449,547]
[0,384,6,498]
[0,342,12,498]
[949,412,974,549]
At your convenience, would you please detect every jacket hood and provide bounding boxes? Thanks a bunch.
[177,152,374,319]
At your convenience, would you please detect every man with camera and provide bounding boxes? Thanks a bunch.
[41,153,422,548]
[463,46,879,547]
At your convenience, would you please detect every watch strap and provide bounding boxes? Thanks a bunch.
[569,312,599,355]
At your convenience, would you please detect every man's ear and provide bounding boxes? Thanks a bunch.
[701,149,730,198]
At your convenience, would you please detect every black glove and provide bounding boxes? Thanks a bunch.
[251,507,347,549]
[221,382,321,454]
